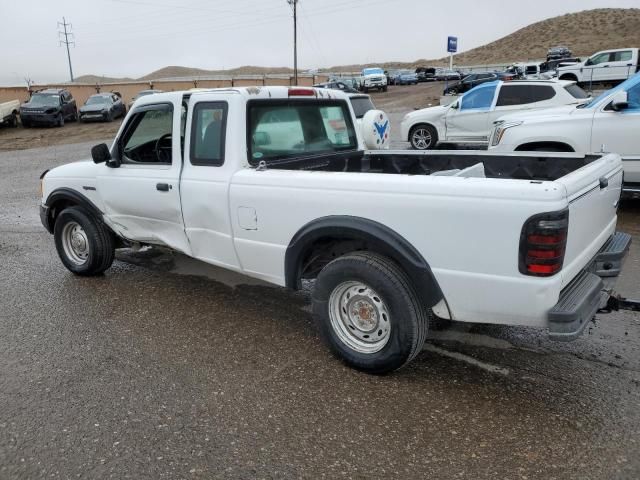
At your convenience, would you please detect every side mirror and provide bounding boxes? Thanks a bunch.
[611,91,629,111]
[91,143,113,164]
[450,101,459,110]
[585,59,593,67]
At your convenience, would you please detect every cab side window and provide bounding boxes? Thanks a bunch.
[190,102,228,166]
[120,104,173,164]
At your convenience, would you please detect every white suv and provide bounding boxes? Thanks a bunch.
[400,80,590,150]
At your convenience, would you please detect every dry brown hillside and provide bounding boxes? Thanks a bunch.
[330,8,640,70]
[74,8,640,82]
[449,8,640,65]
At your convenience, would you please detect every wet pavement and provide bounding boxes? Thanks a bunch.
[0,142,639,479]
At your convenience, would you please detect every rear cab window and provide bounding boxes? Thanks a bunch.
[247,100,358,163]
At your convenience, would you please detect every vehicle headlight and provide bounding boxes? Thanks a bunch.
[491,121,523,146]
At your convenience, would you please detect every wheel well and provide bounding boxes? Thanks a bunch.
[285,216,444,309]
[559,74,578,82]
[515,142,574,152]
[408,123,438,142]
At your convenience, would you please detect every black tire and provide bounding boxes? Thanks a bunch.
[9,113,18,128]
[22,119,30,128]
[57,113,64,127]
[71,109,78,122]
[312,252,430,374]
[105,111,113,122]
[409,124,438,150]
[54,206,115,276]
[363,87,369,93]
[382,86,388,92]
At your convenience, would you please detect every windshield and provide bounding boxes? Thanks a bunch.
[350,97,375,118]
[582,72,640,109]
[363,68,384,76]
[28,93,60,107]
[86,96,112,105]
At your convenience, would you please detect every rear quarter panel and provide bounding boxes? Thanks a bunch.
[230,168,570,327]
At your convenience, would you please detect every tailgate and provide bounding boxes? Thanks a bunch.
[555,153,624,288]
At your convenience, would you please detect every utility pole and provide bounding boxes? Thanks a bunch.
[287,0,298,85]
[58,17,75,82]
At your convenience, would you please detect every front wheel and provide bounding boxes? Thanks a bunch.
[312,252,429,374]
[54,206,115,276]
[409,124,437,150]
[56,113,64,127]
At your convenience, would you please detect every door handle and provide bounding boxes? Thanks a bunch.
[156,183,171,191]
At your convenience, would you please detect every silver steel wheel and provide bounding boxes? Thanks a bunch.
[328,281,391,354]
[61,221,89,266]
[411,127,432,150]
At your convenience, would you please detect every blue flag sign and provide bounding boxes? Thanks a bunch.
[447,36,458,53]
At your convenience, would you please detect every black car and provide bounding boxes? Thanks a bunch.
[541,57,582,72]
[313,81,359,94]
[547,46,573,61]
[415,67,436,82]
[443,72,498,94]
[79,93,126,122]
[20,89,77,127]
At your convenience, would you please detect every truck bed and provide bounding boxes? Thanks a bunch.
[262,150,601,182]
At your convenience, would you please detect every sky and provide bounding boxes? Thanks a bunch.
[1,0,639,86]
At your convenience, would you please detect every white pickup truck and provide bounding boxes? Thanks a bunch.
[489,73,640,194]
[558,48,640,85]
[39,86,630,373]
[361,68,388,93]
[0,100,20,127]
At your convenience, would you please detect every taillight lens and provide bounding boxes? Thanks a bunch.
[519,209,569,277]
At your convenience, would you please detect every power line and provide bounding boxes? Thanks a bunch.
[58,17,75,82]
[287,0,298,85]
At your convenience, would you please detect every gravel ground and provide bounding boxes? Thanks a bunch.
[1,102,640,479]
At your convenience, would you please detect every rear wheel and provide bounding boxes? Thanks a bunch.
[54,206,115,276]
[409,124,437,150]
[312,252,429,374]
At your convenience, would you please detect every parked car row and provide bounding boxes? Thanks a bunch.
[0,89,166,129]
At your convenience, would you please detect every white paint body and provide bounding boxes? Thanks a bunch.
[41,87,624,331]
[0,100,19,123]
[557,48,639,84]
[489,75,640,188]
[400,80,587,147]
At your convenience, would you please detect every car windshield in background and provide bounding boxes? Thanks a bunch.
[350,97,375,118]
[86,96,112,105]
[363,68,384,75]
[28,94,60,107]
[564,84,589,99]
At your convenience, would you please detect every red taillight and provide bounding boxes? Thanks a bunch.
[519,210,569,277]
[288,88,316,97]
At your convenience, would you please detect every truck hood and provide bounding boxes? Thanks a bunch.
[47,159,99,179]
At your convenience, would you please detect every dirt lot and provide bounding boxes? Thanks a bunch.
[0,82,446,152]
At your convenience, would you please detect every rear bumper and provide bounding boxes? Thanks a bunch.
[548,231,631,341]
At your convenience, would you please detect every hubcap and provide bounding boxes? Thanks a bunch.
[61,221,89,266]
[328,281,391,354]
[412,128,432,149]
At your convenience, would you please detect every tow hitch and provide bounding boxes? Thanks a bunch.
[600,294,640,313]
